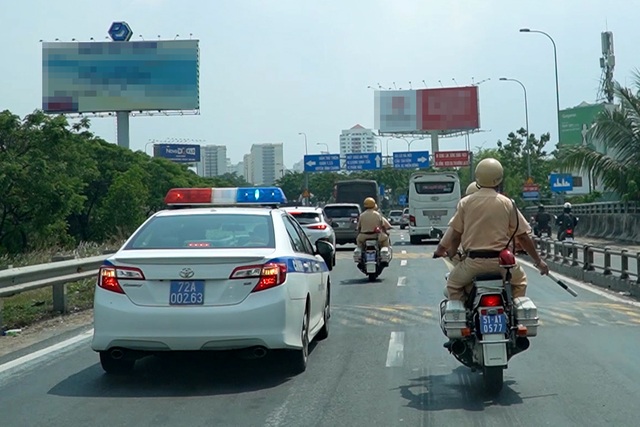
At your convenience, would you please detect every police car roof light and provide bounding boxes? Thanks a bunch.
[164,187,287,206]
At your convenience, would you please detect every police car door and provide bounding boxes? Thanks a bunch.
[283,215,325,328]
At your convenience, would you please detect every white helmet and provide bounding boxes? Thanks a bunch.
[564,202,572,209]
[465,181,479,196]
[475,158,504,188]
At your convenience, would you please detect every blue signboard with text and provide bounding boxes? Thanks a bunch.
[304,154,341,172]
[393,151,430,169]
[154,144,201,163]
[345,152,382,171]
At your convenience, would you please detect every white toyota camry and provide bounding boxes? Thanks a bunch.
[91,186,335,375]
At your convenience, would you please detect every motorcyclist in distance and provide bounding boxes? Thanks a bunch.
[356,197,391,250]
[556,202,578,240]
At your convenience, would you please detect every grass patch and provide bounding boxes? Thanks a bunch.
[1,240,124,330]
[1,279,96,330]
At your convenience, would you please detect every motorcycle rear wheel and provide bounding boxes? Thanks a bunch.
[483,366,504,395]
[368,273,378,282]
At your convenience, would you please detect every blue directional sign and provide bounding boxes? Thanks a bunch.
[108,22,133,42]
[398,194,407,206]
[304,154,341,172]
[550,173,573,192]
[522,191,540,200]
[393,150,430,169]
[345,152,382,171]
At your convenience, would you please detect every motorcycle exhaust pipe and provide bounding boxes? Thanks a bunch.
[451,340,467,356]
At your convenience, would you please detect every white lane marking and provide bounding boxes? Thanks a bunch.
[401,250,407,254]
[400,260,408,266]
[397,276,407,287]
[385,331,405,367]
[519,259,640,308]
[400,235,405,240]
[0,328,94,375]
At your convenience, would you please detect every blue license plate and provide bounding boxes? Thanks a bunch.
[170,281,205,305]
[480,314,507,334]
[366,252,376,262]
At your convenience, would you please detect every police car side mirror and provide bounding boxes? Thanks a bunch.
[315,239,335,270]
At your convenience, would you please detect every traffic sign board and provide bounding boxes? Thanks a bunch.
[398,194,407,206]
[523,183,539,192]
[304,154,341,172]
[108,22,133,42]
[393,151,430,169]
[550,173,573,192]
[522,191,540,200]
[434,150,470,167]
[345,152,382,171]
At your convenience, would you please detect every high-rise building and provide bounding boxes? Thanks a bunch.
[248,143,284,186]
[339,124,377,155]
[243,153,253,184]
[196,145,227,177]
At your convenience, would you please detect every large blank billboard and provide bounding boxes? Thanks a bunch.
[42,40,199,113]
[375,86,479,133]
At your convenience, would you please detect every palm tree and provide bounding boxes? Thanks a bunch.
[560,72,640,201]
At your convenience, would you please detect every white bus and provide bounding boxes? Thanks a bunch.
[407,172,461,244]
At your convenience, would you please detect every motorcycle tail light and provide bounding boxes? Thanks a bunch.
[479,294,502,307]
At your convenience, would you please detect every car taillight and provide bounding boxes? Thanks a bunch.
[229,263,288,292]
[98,266,145,294]
[409,215,416,226]
[307,224,327,230]
[479,295,503,307]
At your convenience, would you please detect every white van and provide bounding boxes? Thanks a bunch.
[407,172,461,244]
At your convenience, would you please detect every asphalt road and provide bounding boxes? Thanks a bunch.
[2,229,640,426]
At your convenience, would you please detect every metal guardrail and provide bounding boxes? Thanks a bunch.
[0,254,114,328]
[524,201,639,216]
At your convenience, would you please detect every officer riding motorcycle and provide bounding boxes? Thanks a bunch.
[533,204,553,238]
[353,197,392,280]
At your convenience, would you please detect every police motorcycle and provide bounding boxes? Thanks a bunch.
[353,228,392,281]
[435,249,539,395]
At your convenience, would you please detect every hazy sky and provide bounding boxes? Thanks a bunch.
[1,0,637,167]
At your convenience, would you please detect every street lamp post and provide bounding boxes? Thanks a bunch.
[520,28,561,146]
[316,142,329,153]
[499,77,531,178]
[298,132,309,206]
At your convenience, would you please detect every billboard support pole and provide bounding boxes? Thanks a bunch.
[430,132,439,156]
[116,111,130,149]
[469,151,475,181]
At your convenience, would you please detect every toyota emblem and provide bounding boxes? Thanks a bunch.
[179,268,194,279]
[431,196,439,201]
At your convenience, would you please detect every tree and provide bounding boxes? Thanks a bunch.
[560,73,640,201]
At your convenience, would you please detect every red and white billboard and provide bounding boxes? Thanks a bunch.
[375,86,480,133]
[418,86,479,131]
[434,150,470,167]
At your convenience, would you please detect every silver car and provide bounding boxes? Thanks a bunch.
[282,207,336,265]
[388,209,403,225]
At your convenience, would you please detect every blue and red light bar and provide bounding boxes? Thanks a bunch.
[164,187,287,206]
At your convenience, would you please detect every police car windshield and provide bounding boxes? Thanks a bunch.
[125,214,275,249]
[288,212,322,225]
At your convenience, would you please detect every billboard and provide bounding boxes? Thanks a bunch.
[559,103,607,146]
[374,90,418,132]
[42,40,199,113]
[375,86,480,133]
[154,144,201,163]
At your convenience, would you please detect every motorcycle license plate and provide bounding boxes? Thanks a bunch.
[480,314,508,334]
[366,252,376,262]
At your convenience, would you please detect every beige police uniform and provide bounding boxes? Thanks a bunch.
[445,188,531,301]
[356,209,390,248]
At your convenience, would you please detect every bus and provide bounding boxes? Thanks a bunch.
[334,179,380,210]
[407,172,461,244]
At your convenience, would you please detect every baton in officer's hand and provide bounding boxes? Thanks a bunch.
[546,272,578,297]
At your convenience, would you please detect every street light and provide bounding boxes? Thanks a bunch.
[499,77,531,178]
[519,28,561,145]
[316,142,329,153]
[298,132,309,206]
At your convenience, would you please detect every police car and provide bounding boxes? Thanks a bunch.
[91,187,335,375]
